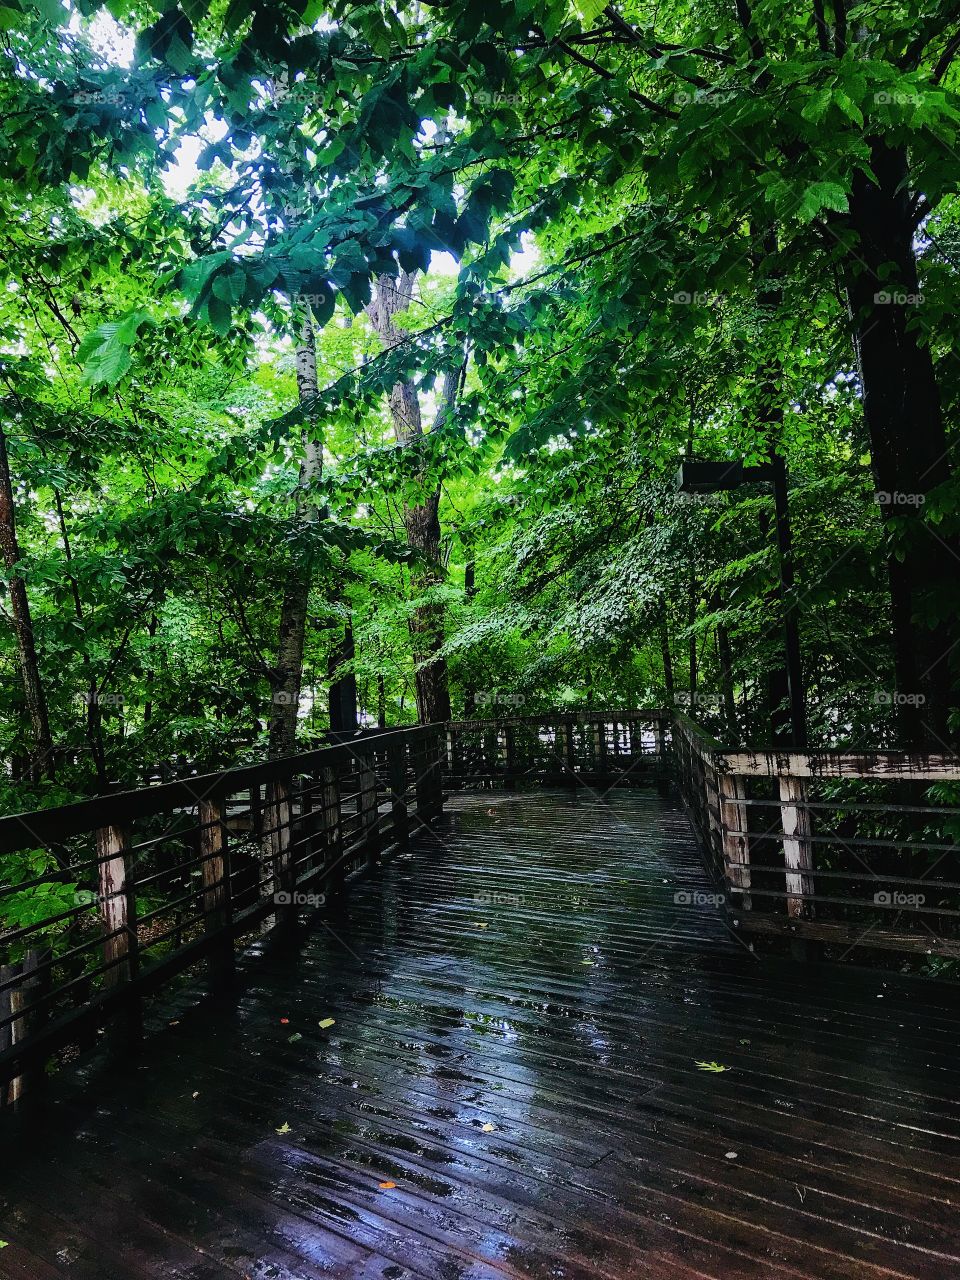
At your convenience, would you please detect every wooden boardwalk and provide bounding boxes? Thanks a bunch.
[2,787,960,1279]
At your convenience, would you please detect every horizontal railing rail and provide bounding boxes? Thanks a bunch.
[0,724,445,1105]
[673,718,960,962]
[445,709,671,787]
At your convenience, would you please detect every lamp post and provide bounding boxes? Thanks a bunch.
[675,455,807,749]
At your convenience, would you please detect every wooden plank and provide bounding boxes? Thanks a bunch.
[6,788,960,1280]
[95,821,141,1047]
[736,913,960,958]
[721,747,960,782]
[264,778,293,924]
[779,774,815,920]
[320,764,344,897]
[199,796,234,982]
[96,823,138,989]
[718,772,751,910]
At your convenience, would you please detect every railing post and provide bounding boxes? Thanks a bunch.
[1,949,49,1107]
[95,822,141,1043]
[358,749,380,870]
[779,775,814,920]
[482,723,498,782]
[655,716,667,769]
[413,735,431,825]
[432,728,445,817]
[718,772,751,911]
[264,778,295,926]
[199,795,234,982]
[387,742,408,844]
[299,775,320,874]
[504,723,517,789]
[320,764,344,897]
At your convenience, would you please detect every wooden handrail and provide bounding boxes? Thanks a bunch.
[0,724,438,854]
[0,723,446,1102]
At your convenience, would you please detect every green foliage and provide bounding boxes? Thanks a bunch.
[1,0,960,959]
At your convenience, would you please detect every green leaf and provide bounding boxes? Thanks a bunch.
[796,180,849,222]
[206,292,233,335]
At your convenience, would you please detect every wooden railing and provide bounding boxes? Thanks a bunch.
[674,712,960,961]
[0,724,444,1104]
[7,703,960,1107]
[445,709,671,787]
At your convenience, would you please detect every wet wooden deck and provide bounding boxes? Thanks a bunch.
[2,788,960,1279]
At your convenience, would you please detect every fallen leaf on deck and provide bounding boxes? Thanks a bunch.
[276,1121,292,1135]
[481,1123,496,1132]
[288,1032,303,1043]
[0,1241,8,1249]
[695,1060,729,1073]
[378,1181,396,1189]
[318,1018,336,1029]
[192,1091,199,1099]
[473,922,488,929]
[280,1017,289,1025]
[581,960,595,966]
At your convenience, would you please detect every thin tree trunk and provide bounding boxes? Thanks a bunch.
[327,621,358,733]
[0,421,53,779]
[269,307,323,756]
[377,671,386,729]
[53,488,106,786]
[714,596,737,737]
[366,272,458,724]
[687,575,697,702]
[660,616,674,701]
[749,223,798,747]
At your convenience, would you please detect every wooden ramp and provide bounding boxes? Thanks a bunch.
[2,788,960,1279]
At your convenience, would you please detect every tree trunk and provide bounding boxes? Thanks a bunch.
[53,488,106,786]
[0,421,53,779]
[366,272,457,724]
[269,308,323,756]
[327,622,358,733]
[376,671,386,729]
[749,224,800,748]
[845,140,957,742]
[660,616,674,701]
[714,595,738,737]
